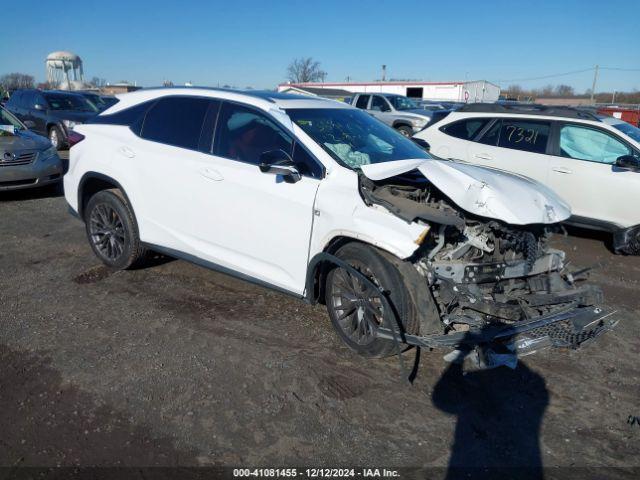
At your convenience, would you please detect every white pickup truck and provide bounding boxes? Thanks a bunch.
[351,93,433,136]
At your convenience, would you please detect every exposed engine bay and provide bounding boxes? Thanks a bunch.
[358,171,606,346]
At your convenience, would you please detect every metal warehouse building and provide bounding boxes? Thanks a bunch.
[278,80,500,103]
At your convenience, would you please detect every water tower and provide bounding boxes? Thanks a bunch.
[45,51,89,90]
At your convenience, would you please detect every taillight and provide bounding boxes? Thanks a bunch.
[68,131,85,148]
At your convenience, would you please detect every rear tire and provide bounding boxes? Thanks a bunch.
[324,243,419,358]
[396,125,413,137]
[84,189,147,270]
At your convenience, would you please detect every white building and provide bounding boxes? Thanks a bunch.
[278,80,500,103]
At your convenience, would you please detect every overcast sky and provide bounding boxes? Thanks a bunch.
[2,0,638,92]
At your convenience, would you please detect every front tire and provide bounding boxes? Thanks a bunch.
[48,125,64,150]
[84,189,146,270]
[324,243,419,358]
[396,125,413,137]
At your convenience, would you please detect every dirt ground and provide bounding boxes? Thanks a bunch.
[1,177,639,477]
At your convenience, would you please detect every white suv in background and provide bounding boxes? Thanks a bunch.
[414,104,640,254]
[63,88,613,365]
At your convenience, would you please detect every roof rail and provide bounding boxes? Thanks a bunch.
[458,103,600,121]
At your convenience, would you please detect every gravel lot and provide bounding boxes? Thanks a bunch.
[1,170,639,475]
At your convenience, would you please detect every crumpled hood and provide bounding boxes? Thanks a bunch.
[361,159,571,225]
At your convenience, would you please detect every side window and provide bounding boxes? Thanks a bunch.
[355,95,370,110]
[33,93,46,108]
[559,124,630,164]
[214,102,293,165]
[141,96,210,150]
[477,120,501,145]
[370,96,390,112]
[441,118,490,140]
[22,91,34,108]
[498,120,550,154]
[292,142,323,179]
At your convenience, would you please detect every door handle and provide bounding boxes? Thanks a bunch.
[552,167,572,174]
[117,146,136,158]
[474,153,493,160]
[200,167,224,181]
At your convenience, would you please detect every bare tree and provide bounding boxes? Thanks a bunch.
[0,72,35,91]
[554,84,575,96]
[286,58,327,83]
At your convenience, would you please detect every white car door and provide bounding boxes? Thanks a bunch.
[126,95,219,253]
[548,122,640,227]
[184,101,322,295]
[466,118,551,184]
[369,95,395,127]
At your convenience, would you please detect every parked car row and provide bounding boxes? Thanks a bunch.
[60,87,615,368]
[4,89,116,150]
[413,103,640,254]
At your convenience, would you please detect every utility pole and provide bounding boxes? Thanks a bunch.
[382,65,386,82]
[612,90,616,104]
[590,65,599,104]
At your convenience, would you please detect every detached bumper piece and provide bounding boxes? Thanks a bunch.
[307,253,617,377]
[376,305,617,351]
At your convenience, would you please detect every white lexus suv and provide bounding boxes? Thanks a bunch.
[414,104,640,254]
[64,88,614,366]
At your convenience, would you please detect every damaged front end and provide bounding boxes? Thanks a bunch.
[353,160,617,369]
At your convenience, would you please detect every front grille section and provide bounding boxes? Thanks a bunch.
[0,151,37,167]
[522,317,610,349]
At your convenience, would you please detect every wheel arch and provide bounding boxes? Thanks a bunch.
[77,172,137,223]
[305,235,441,334]
[46,122,63,134]
[392,120,412,129]
[305,235,405,305]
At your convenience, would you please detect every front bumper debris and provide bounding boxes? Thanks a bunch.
[307,253,618,375]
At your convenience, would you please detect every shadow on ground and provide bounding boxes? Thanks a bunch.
[0,344,199,468]
[432,359,548,480]
[0,182,64,202]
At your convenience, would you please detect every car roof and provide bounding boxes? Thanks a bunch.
[106,86,352,114]
[458,102,600,121]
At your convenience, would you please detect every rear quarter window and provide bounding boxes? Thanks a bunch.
[440,118,490,140]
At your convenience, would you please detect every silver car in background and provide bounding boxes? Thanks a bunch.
[0,106,63,191]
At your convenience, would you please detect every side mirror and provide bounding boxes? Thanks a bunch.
[412,138,431,151]
[616,155,640,171]
[258,150,302,184]
[23,120,36,129]
[34,103,45,111]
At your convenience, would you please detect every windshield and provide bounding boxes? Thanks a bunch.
[0,107,25,134]
[388,96,419,111]
[44,94,98,112]
[287,108,430,169]
[612,121,640,143]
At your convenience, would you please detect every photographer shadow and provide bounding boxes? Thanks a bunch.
[430,339,549,480]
